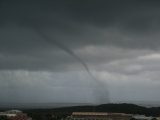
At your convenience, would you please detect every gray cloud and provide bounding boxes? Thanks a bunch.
[1,0,160,49]
[1,0,160,105]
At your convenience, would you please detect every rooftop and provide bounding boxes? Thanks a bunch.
[72,112,132,116]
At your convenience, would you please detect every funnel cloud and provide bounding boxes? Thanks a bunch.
[0,0,160,106]
[30,21,109,103]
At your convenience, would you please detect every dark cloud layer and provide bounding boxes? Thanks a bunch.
[1,0,160,73]
[1,0,160,50]
[0,0,160,64]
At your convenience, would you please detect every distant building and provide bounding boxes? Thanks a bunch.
[0,113,17,117]
[8,113,31,120]
[132,115,153,120]
[5,110,22,114]
[66,112,132,120]
[156,117,160,120]
[0,110,32,120]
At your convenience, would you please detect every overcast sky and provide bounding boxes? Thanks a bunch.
[1,0,160,106]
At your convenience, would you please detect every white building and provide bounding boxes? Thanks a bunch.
[132,115,153,120]
[0,110,22,117]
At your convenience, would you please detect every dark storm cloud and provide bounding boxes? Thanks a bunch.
[0,0,112,104]
[1,0,160,104]
[1,0,160,28]
[1,0,160,70]
[1,0,160,51]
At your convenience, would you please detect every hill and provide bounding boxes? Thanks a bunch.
[22,103,160,120]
